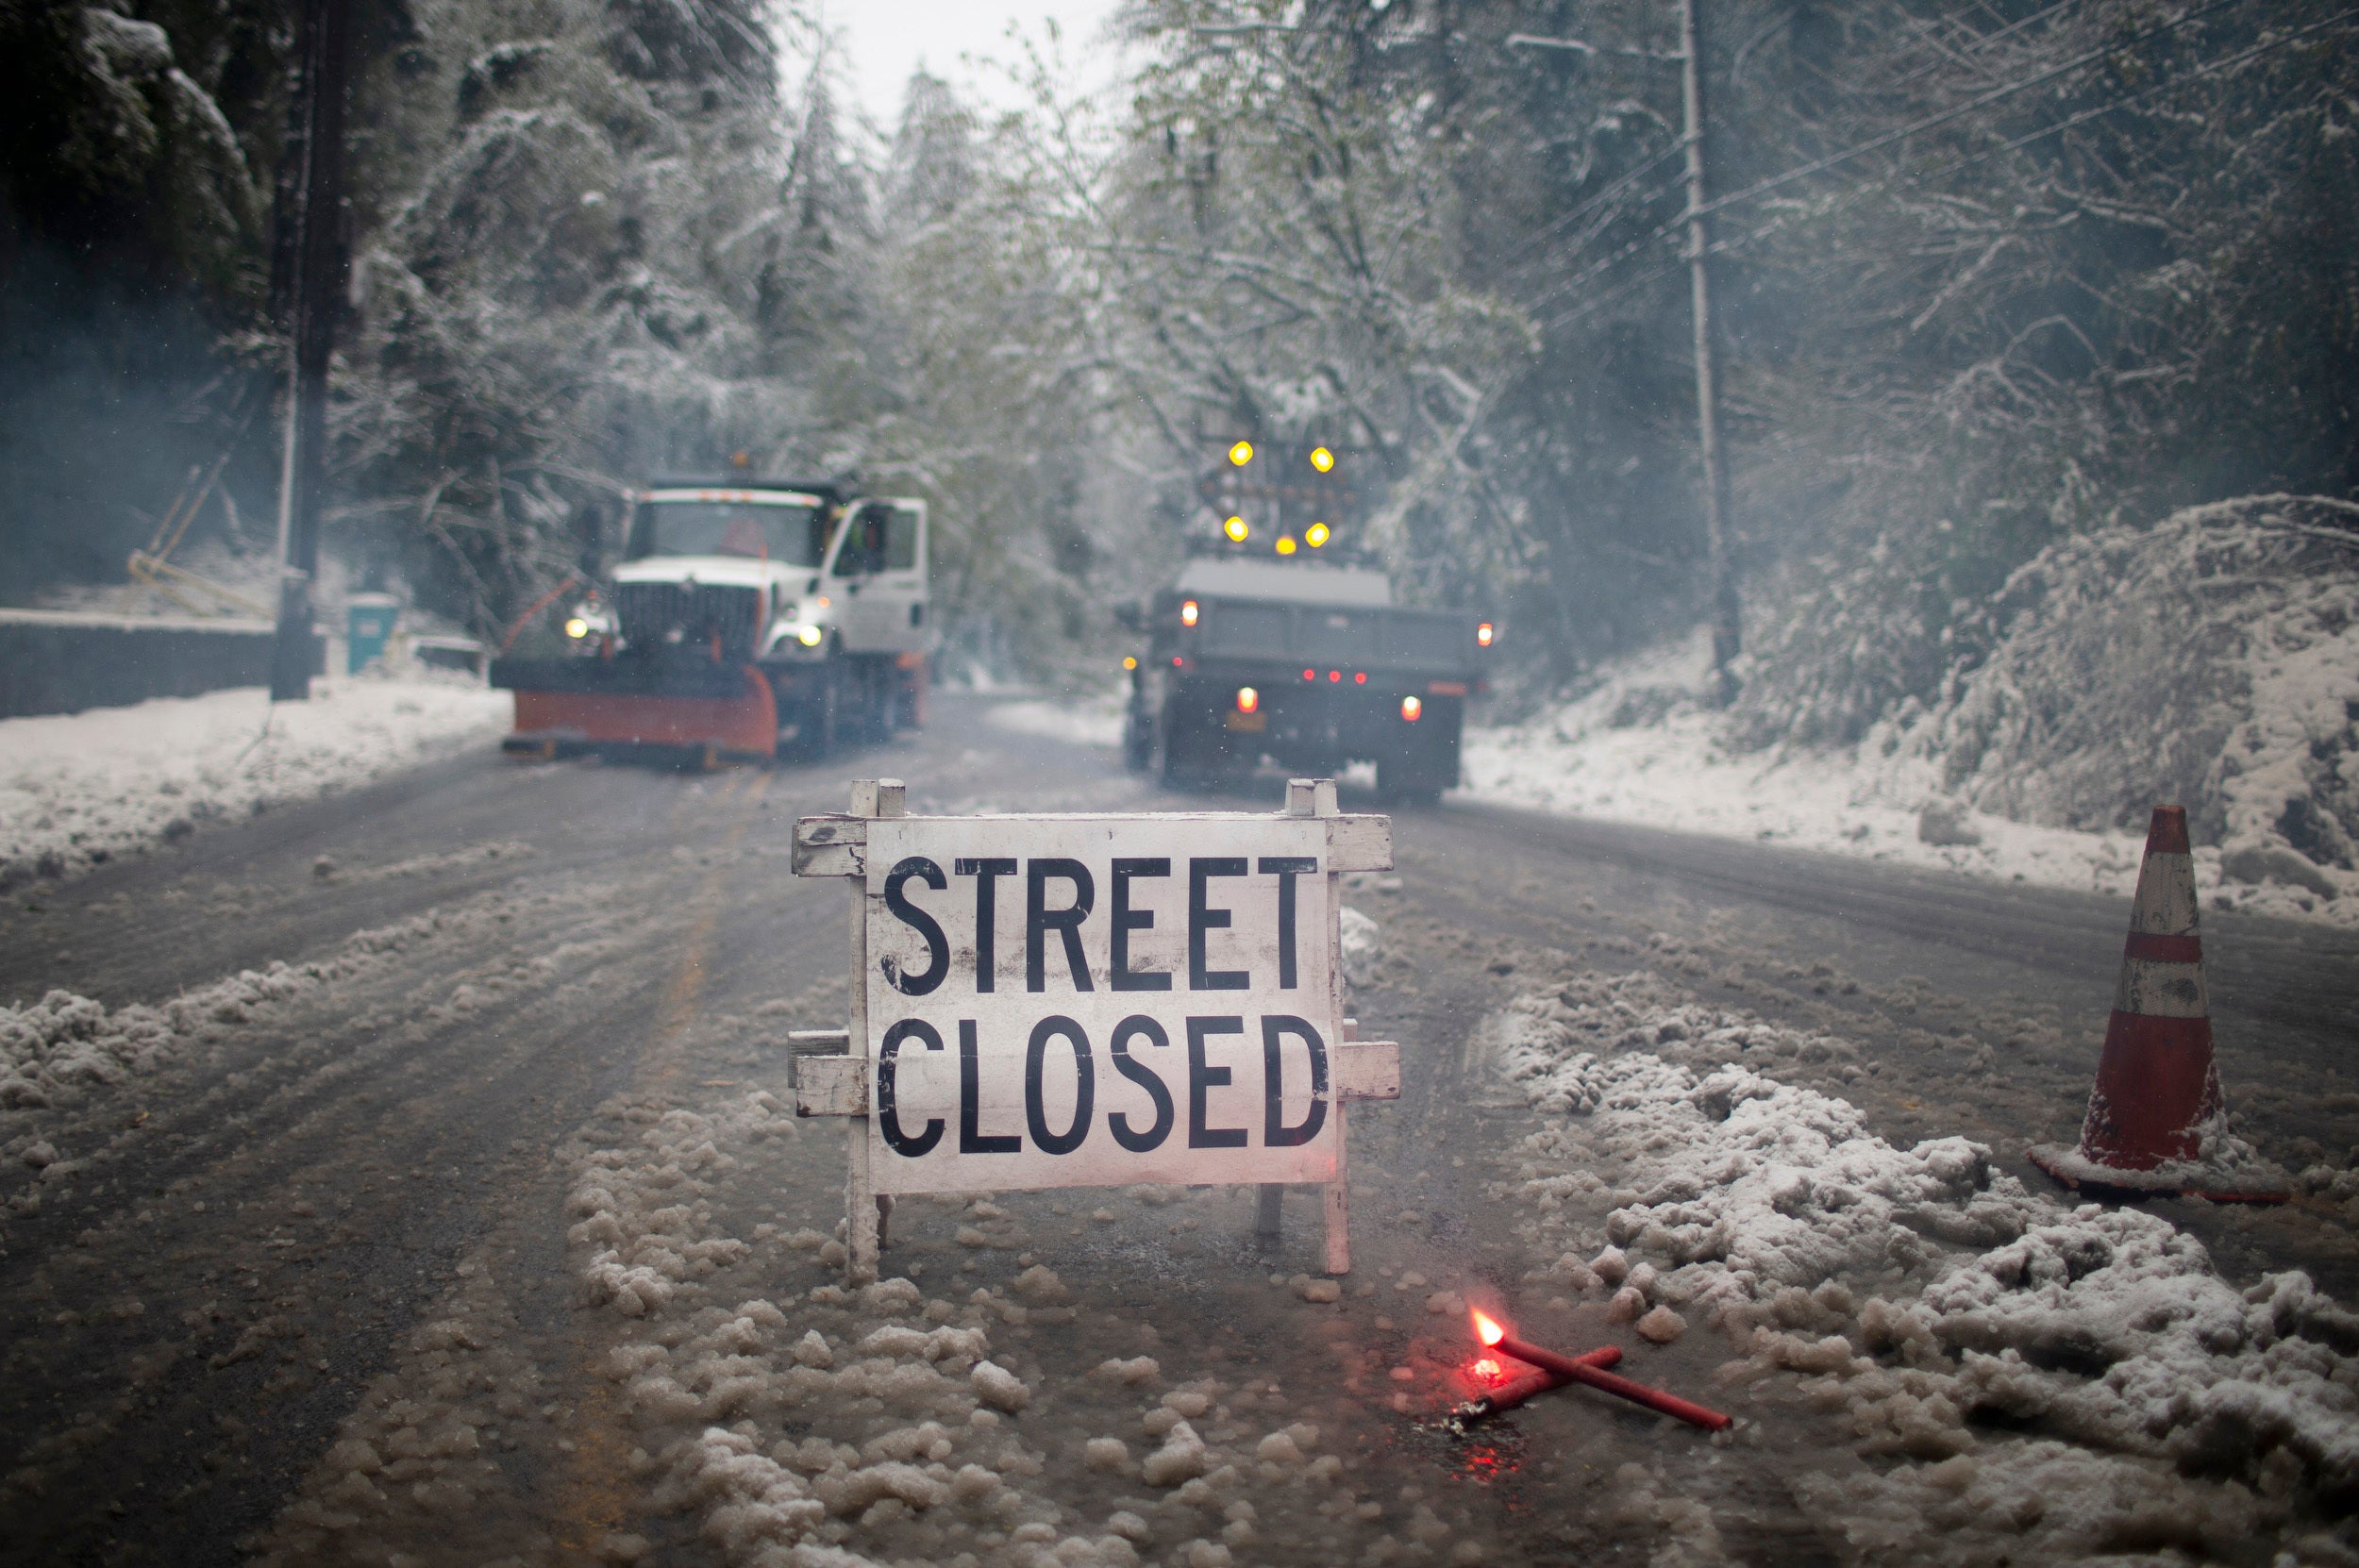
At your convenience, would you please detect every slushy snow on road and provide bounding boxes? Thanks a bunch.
[1483,977,2359,1560]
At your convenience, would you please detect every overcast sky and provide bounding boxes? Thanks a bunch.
[825,0,1125,131]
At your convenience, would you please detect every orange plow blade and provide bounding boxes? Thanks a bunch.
[493,658,777,759]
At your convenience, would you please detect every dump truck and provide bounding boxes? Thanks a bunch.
[491,477,929,764]
[1116,547,1494,803]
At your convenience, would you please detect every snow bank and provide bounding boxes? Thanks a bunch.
[1884,500,2359,915]
[1464,629,2165,906]
[1467,501,2359,926]
[0,671,508,885]
[0,897,518,1145]
[1486,976,2359,1551]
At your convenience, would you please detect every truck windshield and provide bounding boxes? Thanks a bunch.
[628,497,826,564]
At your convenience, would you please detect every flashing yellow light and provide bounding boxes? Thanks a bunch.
[1224,515,1249,542]
[1235,686,1259,714]
[1275,535,1298,556]
[1401,694,1424,722]
[796,625,824,647]
[1477,621,1496,647]
[1122,655,1138,670]
[563,616,591,639]
[1310,446,1335,473]
[1228,441,1254,466]
[1305,522,1330,548]
[1180,598,1199,626]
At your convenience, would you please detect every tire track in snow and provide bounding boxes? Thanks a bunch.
[551,765,768,1557]
[0,771,813,1564]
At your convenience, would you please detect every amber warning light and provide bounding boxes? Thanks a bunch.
[1180,599,1200,627]
[1477,622,1496,647]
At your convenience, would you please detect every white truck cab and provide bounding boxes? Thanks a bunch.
[578,487,928,662]
[542,481,931,757]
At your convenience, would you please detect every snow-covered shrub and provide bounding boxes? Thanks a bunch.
[1874,498,2359,883]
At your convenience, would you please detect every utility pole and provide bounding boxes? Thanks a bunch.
[1678,0,1741,706]
[270,0,354,702]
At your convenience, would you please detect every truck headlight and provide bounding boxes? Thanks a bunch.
[796,625,824,647]
[564,617,590,640]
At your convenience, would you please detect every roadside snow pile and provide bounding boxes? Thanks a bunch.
[0,900,497,1133]
[0,671,507,885]
[550,1080,1463,1568]
[1882,499,2359,918]
[985,686,1128,750]
[555,1093,1140,1566]
[1466,498,2359,926]
[1462,629,2159,908]
[1485,979,2359,1552]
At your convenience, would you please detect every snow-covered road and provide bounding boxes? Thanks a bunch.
[3,698,2355,1565]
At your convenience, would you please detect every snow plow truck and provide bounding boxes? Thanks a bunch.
[491,477,929,764]
[1116,439,1495,804]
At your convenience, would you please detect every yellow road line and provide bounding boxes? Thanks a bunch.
[553,768,770,1551]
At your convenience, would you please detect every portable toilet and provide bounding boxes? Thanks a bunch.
[347,592,400,673]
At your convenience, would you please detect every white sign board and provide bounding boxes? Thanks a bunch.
[862,816,1338,1193]
[792,781,1397,1281]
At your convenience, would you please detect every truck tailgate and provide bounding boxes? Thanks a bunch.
[1204,601,1469,674]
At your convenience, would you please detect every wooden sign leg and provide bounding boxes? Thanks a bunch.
[1324,1102,1352,1275]
[1326,1014,1359,1276]
[845,868,879,1285]
[841,777,906,1286]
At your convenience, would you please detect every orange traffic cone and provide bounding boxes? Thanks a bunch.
[2028,806,2288,1203]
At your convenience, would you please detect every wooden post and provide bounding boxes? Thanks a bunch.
[1327,1020,1355,1276]
[1679,0,1741,705]
[843,778,904,1283]
[1282,777,1359,1275]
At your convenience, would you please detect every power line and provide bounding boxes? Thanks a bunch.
[1537,4,2359,335]
[1693,0,2238,223]
[1493,143,1691,274]
[1521,0,2244,320]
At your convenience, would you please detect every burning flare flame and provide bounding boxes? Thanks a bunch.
[1472,1309,1505,1347]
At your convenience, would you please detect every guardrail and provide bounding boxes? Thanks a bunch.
[0,609,323,719]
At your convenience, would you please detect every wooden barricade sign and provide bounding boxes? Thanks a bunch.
[791,777,1399,1282]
